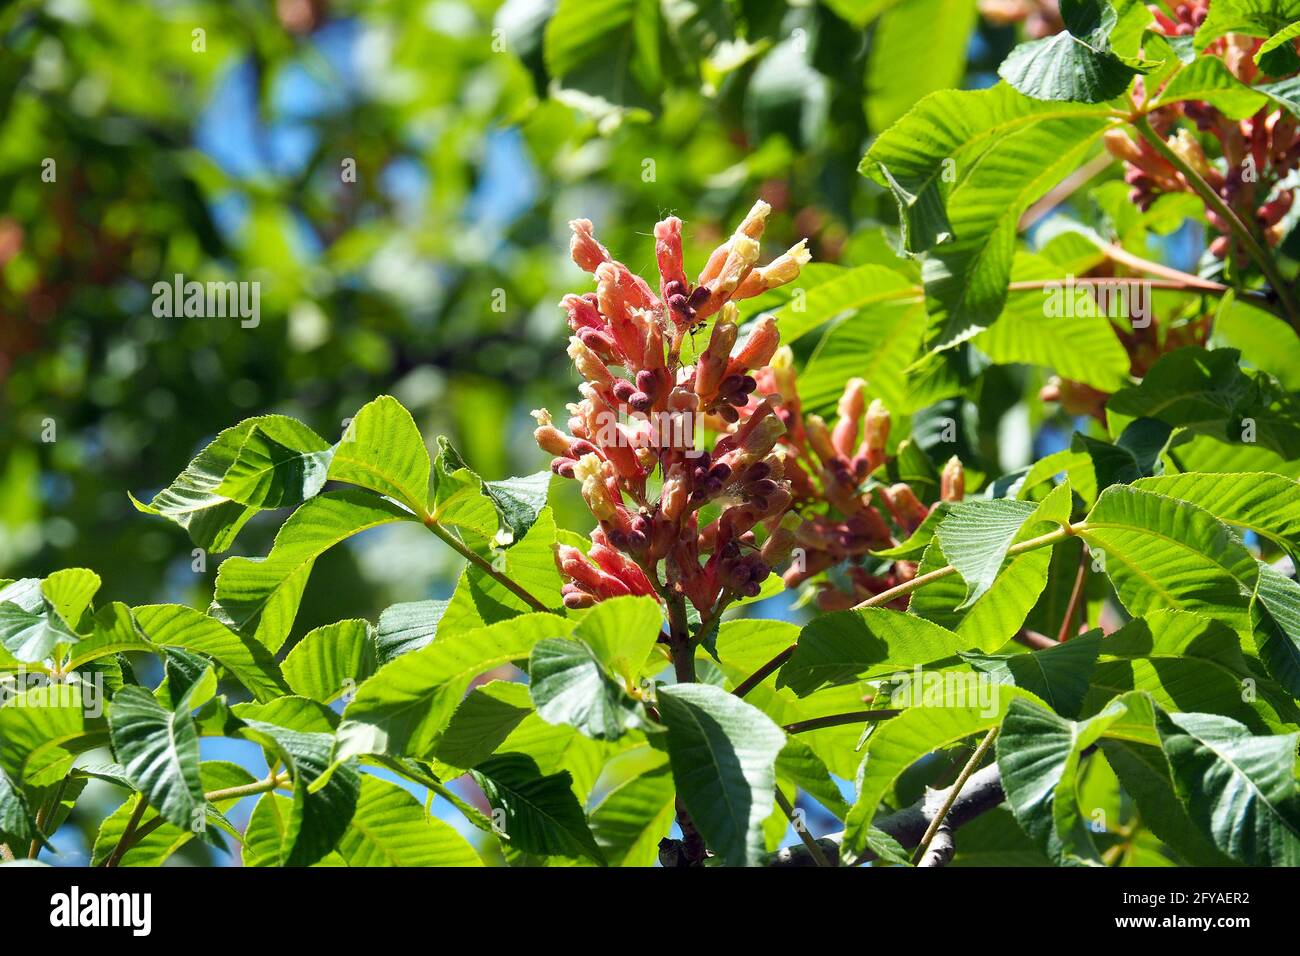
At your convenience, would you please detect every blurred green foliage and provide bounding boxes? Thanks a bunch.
[0,0,1014,624]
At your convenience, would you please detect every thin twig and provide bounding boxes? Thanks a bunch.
[776,789,830,867]
[1018,151,1116,232]
[912,726,999,865]
[1134,115,1299,329]
[783,710,901,735]
[102,795,150,868]
[1056,546,1089,643]
[424,518,549,612]
[733,523,1083,699]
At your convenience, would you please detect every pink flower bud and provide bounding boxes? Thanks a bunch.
[731,316,780,372]
[831,378,866,457]
[654,217,689,307]
[855,398,890,473]
[695,307,738,401]
[941,455,965,502]
[805,414,837,466]
[569,219,611,272]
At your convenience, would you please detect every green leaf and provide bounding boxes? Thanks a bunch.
[998,0,1141,103]
[1251,562,1300,699]
[655,682,786,867]
[1156,710,1300,866]
[471,752,605,864]
[108,686,204,833]
[131,604,290,703]
[1196,0,1300,51]
[777,738,851,820]
[482,472,552,544]
[860,84,1113,345]
[963,631,1101,718]
[771,264,918,345]
[974,254,1131,393]
[1072,418,1173,490]
[910,482,1073,650]
[432,680,534,772]
[1100,738,1236,866]
[543,0,661,118]
[211,489,413,653]
[1131,471,1300,549]
[571,594,664,683]
[778,607,970,697]
[0,595,78,663]
[997,694,1141,866]
[282,619,378,705]
[589,762,676,867]
[0,765,39,846]
[214,424,333,509]
[1080,610,1289,732]
[936,498,1039,608]
[375,599,447,664]
[1107,347,1300,459]
[529,638,648,740]
[841,684,1031,864]
[0,682,106,786]
[1256,20,1300,73]
[865,0,976,128]
[130,414,330,552]
[798,301,929,417]
[334,613,571,764]
[1080,486,1258,629]
[335,775,482,867]
[235,700,361,867]
[329,396,431,516]
[90,762,256,866]
[1149,53,1268,118]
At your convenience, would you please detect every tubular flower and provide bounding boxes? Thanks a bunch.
[753,367,955,612]
[1102,9,1300,262]
[539,205,810,616]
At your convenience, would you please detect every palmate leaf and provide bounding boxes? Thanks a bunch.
[210,489,413,654]
[1080,486,1258,630]
[214,425,333,509]
[471,753,605,865]
[998,0,1142,103]
[655,682,786,867]
[130,414,331,553]
[841,684,1037,864]
[107,686,205,833]
[374,599,448,664]
[333,613,572,765]
[1156,710,1300,866]
[777,607,970,698]
[860,84,1114,346]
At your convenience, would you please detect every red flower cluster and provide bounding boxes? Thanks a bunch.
[536,202,810,618]
[1106,7,1300,261]
[755,358,966,611]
